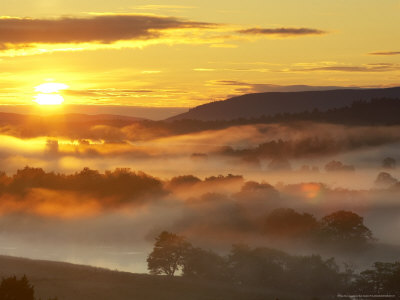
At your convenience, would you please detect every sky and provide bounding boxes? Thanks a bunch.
[0,0,400,118]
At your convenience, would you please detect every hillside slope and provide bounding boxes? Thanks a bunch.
[0,255,294,300]
[0,112,143,125]
[169,87,400,121]
[0,112,144,139]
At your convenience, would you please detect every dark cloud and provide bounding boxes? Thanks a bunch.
[212,80,357,94]
[238,27,326,37]
[296,63,400,73]
[65,89,155,98]
[0,15,215,46]
[369,51,400,56]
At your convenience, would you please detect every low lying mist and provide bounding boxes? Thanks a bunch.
[0,166,399,273]
[0,121,399,272]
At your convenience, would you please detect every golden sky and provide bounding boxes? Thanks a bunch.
[1,0,400,111]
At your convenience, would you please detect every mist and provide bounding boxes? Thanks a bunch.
[0,121,399,273]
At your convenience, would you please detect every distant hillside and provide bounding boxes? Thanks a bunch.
[0,112,143,126]
[0,112,147,140]
[0,105,186,120]
[168,87,400,121]
[0,255,297,300]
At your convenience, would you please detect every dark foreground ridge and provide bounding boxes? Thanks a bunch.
[168,87,400,121]
[0,255,303,300]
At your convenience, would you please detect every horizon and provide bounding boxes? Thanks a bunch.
[1,0,400,117]
[1,85,400,120]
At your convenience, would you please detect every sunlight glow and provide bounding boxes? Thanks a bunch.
[35,83,69,93]
[34,94,65,105]
[34,82,68,105]
[301,183,322,200]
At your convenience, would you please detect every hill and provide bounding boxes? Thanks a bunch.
[168,87,400,121]
[0,255,297,300]
[0,112,144,139]
[0,112,143,126]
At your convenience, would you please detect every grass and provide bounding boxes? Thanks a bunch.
[0,255,322,300]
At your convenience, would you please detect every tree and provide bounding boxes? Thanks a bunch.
[324,161,355,172]
[228,244,289,287]
[0,275,58,300]
[182,247,228,280]
[382,157,396,170]
[147,231,191,276]
[286,255,343,295]
[353,262,400,295]
[167,175,201,189]
[318,210,373,248]
[263,208,318,239]
[374,172,398,188]
[227,245,347,296]
[0,275,34,300]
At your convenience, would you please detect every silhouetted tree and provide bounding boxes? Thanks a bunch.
[234,181,280,218]
[318,210,373,249]
[382,157,396,170]
[228,244,289,287]
[146,232,358,297]
[167,175,201,189]
[286,255,344,295]
[324,161,355,172]
[263,208,318,239]
[227,244,346,296]
[374,172,398,188]
[204,174,243,183]
[0,275,58,300]
[147,231,191,276]
[4,166,166,207]
[237,181,279,197]
[182,247,228,280]
[0,275,34,300]
[353,262,400,296]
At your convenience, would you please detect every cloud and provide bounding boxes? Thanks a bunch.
[63,88,193,107]
[238,27,326,37]
[0,15,214,45]
[132,5,196,11]
[209,43,238,48]
[0,15,330,56]
[291,63,400,73]
[0,14,217,56]
[368,51,400,56]
[210,80,357,94]
[141,70,162,74]
[193,68,216,72]
[65,88,155,98]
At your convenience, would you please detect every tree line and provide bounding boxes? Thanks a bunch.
[137,97,400,138]
[147,231,399,298]
[0,166,165,202]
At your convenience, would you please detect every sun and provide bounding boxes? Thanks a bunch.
[34,82,69,105]
[34,94,65,105]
